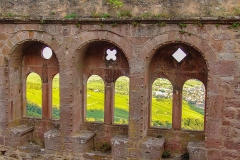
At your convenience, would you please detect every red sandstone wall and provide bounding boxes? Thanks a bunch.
[0,18,239,159]
[0,0,239,18]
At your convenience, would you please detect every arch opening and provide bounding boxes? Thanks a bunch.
[52,73,60,119]
[149,42,208,130]
[81,41,130,124]
[114,76,129,125]
[26,72,42,118]
[182,79,205,131]
[151,78,173,128]
[8,41,59,123]
[86,75,105,122]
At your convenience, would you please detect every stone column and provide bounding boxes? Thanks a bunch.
[0,67,8,129]
[128,70,148,139]
[60,67,80,135]
[42,83,49,119]
[48,80,52,119]
[42,63,50,119]
[127,69,149,158]
[104,82,114,124]
[172,86,182,130]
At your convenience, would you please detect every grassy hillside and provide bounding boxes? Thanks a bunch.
[26,74,204,130]
[26,73,60,118]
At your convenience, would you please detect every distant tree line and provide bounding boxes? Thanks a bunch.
[27,102,60,119]
[27,82,42,90]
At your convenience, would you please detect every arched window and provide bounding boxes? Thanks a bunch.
[86,75,104,122]
[114,76,129,125]
[151,78,173,128]
[26,72,42,118]
[182,79,205,130]
[52,74,60,119]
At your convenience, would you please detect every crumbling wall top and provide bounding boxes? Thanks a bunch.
[0,0,239,20]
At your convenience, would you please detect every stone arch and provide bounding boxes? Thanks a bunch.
[2,31,60,126]
[58,31,132,133]
[71,30,132,65]
[146,33,209,130]
[141,31,214,69]
[1,30,60,63]
[80,40,129,124]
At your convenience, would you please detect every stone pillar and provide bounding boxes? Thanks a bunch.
[128,70,148,139]
[60,67,80,136]
[127,69,148,159]
[48,80,52,119]
[42,83,49,119]
[42,63,50,119]
[104,82,114,124]
[0,67,8,129]
[172,86,182,129]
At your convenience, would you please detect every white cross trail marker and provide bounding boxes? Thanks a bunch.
[106,49,117,61]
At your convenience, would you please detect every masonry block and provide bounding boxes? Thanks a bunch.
[187,141,206,160]
[18,143,42,153]
[44,129,61,152]
[6,125,34,147]
[140,137,165,160]
[71,130,96,153]
[111,135,128,158]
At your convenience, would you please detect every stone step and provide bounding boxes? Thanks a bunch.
[71,130,96,152]
[6,125,34,147]
[187,141,206,160]
[83,151,112,160]
[111,134,128,158]
[18,143,42,153]
[140,137,165,160]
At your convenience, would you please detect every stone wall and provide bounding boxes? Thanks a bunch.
[0,0,239,19]
[0,1,239,159]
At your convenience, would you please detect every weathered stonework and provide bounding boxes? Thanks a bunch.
[0,1,239,160]
[0,0,239,18]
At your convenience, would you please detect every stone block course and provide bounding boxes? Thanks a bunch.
[6,125,34,147]
[44,129,61,152]
[140,137,165,160]
[111,135,128,158]
[187,141,206,160]
[0,2,238,158]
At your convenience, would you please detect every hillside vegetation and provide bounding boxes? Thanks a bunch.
[26,74,204,130]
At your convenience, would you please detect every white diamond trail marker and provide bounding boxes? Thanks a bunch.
[172,48,186,62]
[106,49,117,61]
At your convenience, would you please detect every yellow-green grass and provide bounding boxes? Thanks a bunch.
[26,73,60,108]
[26,74,204,129]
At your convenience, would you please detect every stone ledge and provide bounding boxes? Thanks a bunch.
[140,137,165,150]
[10,125,34,137]
[140,137,165,160]
[111,134,128,146]
[44,129,61,152]
[18,143,42,153]
[111,134,128,158]
[0,17,239,25]
[72,130,96,144]
[83,151,112,160]
[44,129,60,140]
[187,141,206,160]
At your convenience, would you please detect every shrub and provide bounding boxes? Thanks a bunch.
[162,150,171,158]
